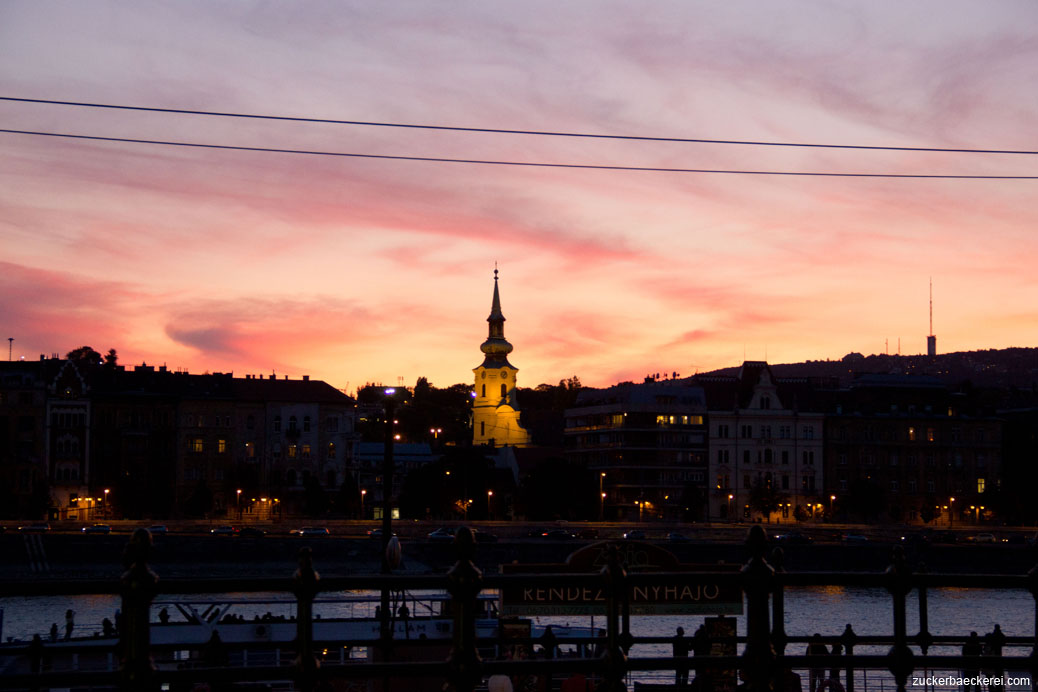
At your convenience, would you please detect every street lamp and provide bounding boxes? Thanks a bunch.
[728,494,734,522]
[949,497,956,527]
[360,489,367,519]
[237,489,242,520]
[829,494,836,518]
[487,490,493,519]
[430,427,442,439]
[103,488,109,520]
[599,472,606,521]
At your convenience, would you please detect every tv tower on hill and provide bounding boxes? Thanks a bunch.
[927,278,937,357]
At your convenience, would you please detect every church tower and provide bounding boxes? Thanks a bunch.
[472,269,530,447]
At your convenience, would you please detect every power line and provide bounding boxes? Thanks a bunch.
[3,96,1038,156]
[3,129,1037,179]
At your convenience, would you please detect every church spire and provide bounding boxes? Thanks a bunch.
[480,267,513,366]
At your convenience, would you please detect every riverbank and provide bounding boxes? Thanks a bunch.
[1,532,1036,580]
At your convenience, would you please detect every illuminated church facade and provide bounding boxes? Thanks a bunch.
[472,270,530,447]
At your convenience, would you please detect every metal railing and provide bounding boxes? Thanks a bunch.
[1,525,1037,691]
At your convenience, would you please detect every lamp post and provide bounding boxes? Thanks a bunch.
[949,497,955,528]
[103,488,109,520]
[829,494,836,519]
[236,489,242,520]
[380,387,397,658]
[360,489,367,519]
[487,490,493,519]
[598,472,606,521]
[728,494,734,522]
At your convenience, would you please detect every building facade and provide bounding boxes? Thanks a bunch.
[700,362,825,523]
[824,375,1001,524]
[0,357,356,520]
[564,381,709,520]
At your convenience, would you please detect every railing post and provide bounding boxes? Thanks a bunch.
[293,547,320,692]
[28,634,42,692]
[915,562,932,655]
[600,543,629,692]
[770,547,787,657]
[1026,562,1038,683]
[841,623,857,692]
[445,527,483,692]
[885,545,914,692]
[119,528,158,692]
[742,525,776,692]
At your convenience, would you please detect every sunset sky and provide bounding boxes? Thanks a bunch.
[3,2,1038,392]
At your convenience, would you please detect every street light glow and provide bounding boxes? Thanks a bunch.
[384,388,396,395]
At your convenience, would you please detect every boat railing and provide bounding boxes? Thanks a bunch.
[1,525,1037,691]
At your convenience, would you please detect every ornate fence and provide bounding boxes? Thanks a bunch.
[1,525,1037,691]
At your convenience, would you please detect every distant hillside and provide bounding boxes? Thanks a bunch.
[700,347,1038,391]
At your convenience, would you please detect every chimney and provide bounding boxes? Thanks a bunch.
[303,375,310,381]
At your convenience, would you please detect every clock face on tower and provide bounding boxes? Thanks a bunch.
[500,370,508,379]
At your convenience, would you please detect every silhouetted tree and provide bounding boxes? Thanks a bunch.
[748,480,785,522]
[518,458,595,520]
[103,349,118,368]
[302,475,328,517]
[846,478,887,522]
[335,471,361,518]
[66,346,102,365]
[185,480,213,518]
[679,483,706,522]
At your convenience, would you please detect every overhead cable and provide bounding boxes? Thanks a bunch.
[2,96,1037,156]
[2,128,1036,179]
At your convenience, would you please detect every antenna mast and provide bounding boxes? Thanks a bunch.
[929,277,933,336]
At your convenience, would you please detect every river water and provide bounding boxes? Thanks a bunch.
[2,586,1032,690]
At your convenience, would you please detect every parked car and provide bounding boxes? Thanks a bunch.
[238,526,266,538]
[19,523,51,533]
[577,527,600,539]
[622,529,646,540]
[541,529,574,540]
[971,532,997,544]
[147,525,169,536]
[82,524,112,534]
[428,527,455,542]
[210,525,237,536]
[773,531,813,545]
[472,529,498,543]
[842,533,869,543]
[667,532,689,543]
[299,526,330,537]
[367,527,395,539]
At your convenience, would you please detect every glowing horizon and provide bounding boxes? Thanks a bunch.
[3,2,1038,391]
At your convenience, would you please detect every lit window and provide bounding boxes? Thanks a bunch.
[908,426,916,441]
[288,444,297,459]
[328,442,336,459]
[218,439,226,454]
[302,444,311,458]
[246,442,256,458]
[192,438,203,453]
[926,428,936,443]
[977,478,986,494]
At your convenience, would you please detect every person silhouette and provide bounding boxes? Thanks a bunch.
[673,626,691,688]
[806,634,829,692]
